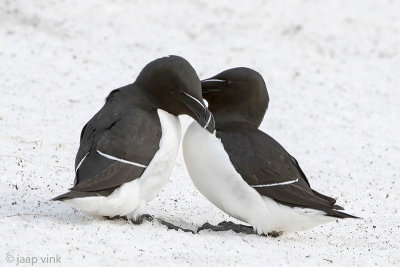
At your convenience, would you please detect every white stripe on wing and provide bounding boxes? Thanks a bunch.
[97,150,147,168]
[251,178,299,188]
[75,152,89,172]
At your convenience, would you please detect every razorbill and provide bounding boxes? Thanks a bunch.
[53,55,215,223]
[183,67,357,236]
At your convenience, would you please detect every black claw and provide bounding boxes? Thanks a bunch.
[141,214,154,222]
[130,214,154,225]
[130,218,143,225]
[267,231,282,238]
[218,221,254,234]
[107,215,128,221]
[197,222,215,232]
[157,219,195,233]
[198,222,223,232]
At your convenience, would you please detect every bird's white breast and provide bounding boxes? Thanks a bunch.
[138,109,181,202]
[183,122,334,234]
[183,122,268,226]
[64,109,181,219]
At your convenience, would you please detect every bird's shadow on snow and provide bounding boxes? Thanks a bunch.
[0,190,203,231]
[1,192,362,242]
[1,192,278,238]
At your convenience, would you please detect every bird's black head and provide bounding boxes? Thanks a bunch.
[201,67,269,130]
[135,55,215,133]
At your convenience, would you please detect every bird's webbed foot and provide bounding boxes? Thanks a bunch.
[106,215,129,221]
[130,214,154,224]
[267,231,282,238]
[157,219,195,233]
[198,221,254,234]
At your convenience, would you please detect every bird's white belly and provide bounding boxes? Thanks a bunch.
[64,109,181,219]
[183,122,334,234]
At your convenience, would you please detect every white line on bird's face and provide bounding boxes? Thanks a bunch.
[182,91,205,108]
[204,112,212,129]
[202,79,225,83]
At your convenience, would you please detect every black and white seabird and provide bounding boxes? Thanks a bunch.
[53,56,214,223]
[183,67,357,236]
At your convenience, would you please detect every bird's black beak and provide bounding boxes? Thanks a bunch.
[180,91,215,134]
[201,78,225,94]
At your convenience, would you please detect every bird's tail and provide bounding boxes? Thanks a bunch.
[325,209,361,219]
[51,191,97,201]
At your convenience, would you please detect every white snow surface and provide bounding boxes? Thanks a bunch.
[0,0,399,266]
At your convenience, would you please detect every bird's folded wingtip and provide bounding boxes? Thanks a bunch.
[51,192,70,201]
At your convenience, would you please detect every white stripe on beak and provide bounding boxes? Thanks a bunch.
[202,79,225,83]
[182,92,205,108]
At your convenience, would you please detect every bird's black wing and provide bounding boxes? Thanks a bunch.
[54,93,161,200]
[218,128,343,213]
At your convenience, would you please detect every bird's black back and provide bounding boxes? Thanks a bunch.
[54,85,162,199]
[217,126,348,214]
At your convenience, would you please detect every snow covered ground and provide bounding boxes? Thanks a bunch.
[1,0,399,266]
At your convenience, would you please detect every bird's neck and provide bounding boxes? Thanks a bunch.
[215,120,258,132]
